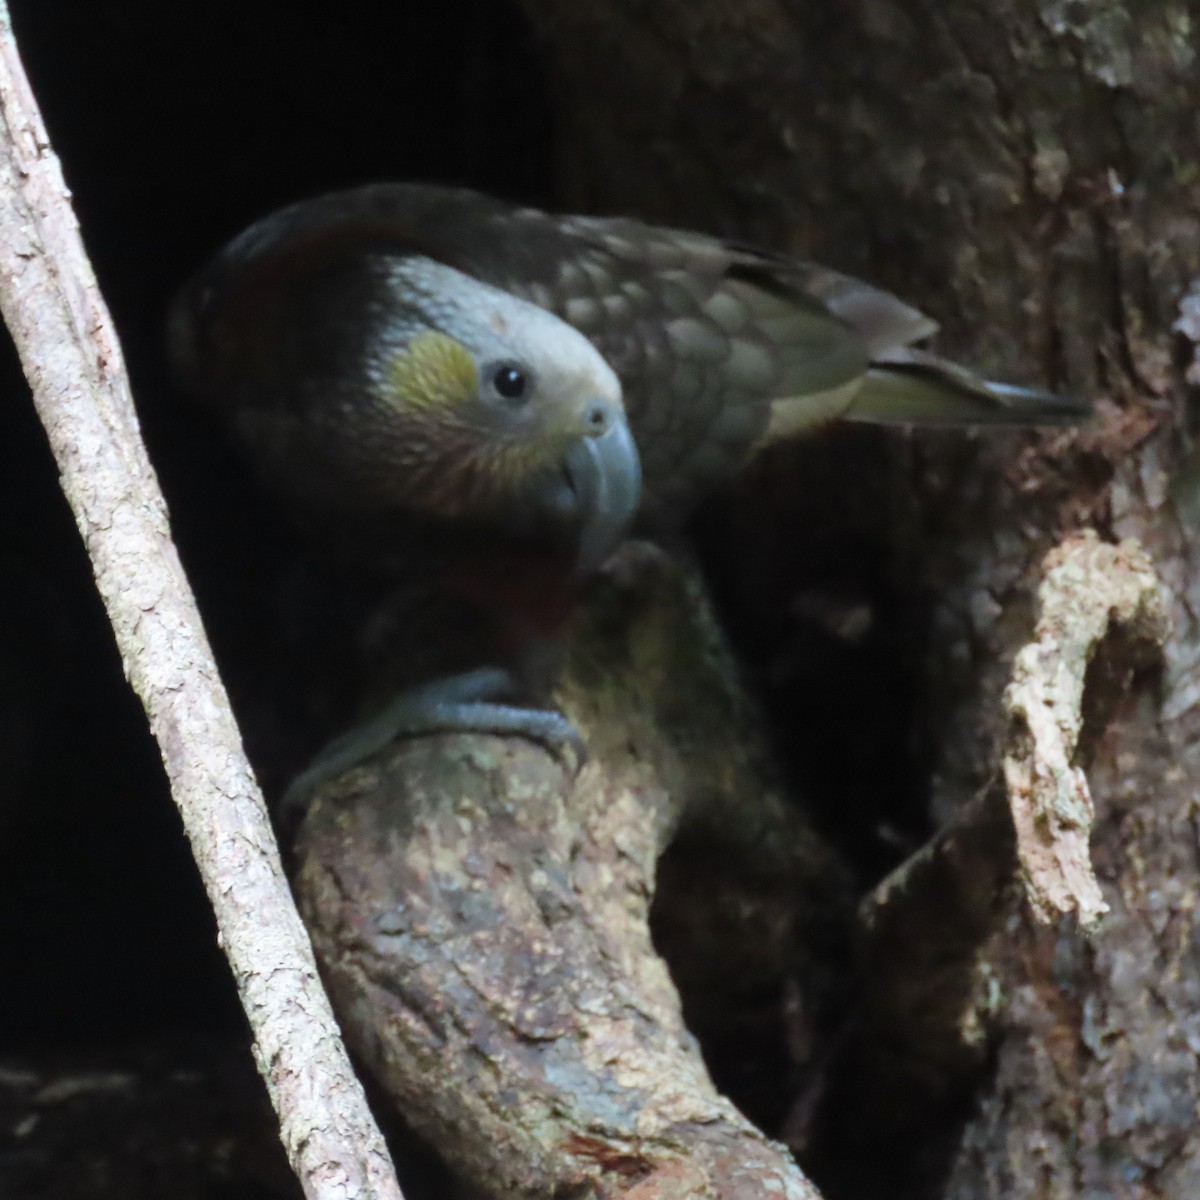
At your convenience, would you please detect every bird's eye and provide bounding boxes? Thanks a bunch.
[491,363,530,403]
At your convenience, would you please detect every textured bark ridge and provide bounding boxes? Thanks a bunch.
[293,547,845,1200]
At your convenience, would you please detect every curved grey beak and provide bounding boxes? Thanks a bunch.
[563,414,641,575]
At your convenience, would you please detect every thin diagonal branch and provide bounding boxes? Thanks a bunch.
[0,8,402,1198]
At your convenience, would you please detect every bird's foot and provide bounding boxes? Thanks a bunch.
[281,667,584,828]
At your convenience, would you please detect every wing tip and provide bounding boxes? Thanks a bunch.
[982,381,1094,425]
[846,358,1094,428]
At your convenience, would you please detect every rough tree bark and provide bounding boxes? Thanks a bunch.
[291,2,1200,1198]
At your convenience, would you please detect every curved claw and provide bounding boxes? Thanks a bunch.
[281,667,586,828]
[499,706,587,776]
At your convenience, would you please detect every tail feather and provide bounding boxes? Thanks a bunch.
[843,347,1090,427]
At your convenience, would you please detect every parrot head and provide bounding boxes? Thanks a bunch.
[362,257,641,575]
[169,240,642,578]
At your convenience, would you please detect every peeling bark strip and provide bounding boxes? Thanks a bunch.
[295,548,836,1200]
[1004,532,1167,926]
[0,10,401,1199]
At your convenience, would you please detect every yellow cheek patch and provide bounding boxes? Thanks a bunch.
[385,329,479,412]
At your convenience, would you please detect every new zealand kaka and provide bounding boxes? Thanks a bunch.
[167,184,1087,798]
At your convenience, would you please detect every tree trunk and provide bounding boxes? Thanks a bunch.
[506,1,1200,1197]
